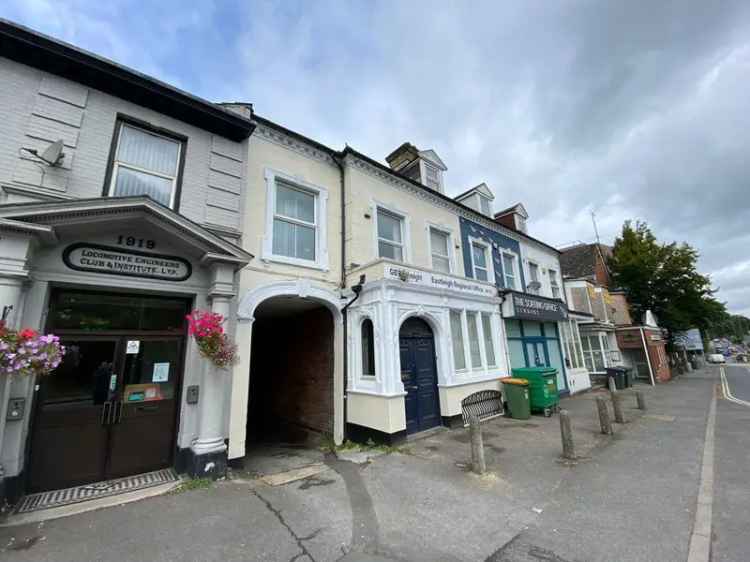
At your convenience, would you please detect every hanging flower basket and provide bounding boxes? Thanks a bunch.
[186,310,238,369]
[0,321,65,377]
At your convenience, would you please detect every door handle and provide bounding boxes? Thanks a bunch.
[100,401,110,426]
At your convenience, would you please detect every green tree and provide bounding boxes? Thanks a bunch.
[609,221,726,339]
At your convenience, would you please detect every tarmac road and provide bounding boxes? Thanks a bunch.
[712,364,750,562]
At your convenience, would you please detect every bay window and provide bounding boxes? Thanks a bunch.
[361,319,376,376]
[450,310,466,370]
[450,309,498,372]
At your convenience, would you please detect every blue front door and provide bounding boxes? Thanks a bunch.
[399,318,440,434]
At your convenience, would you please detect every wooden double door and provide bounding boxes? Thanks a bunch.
[28,290,188,492]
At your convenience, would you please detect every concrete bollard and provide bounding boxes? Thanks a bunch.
[559,409,575,460]
[469,416,486,474]
[612,391,626,423]
[636,390,647,411]
[596,396,613,435]
[607,376,617,393]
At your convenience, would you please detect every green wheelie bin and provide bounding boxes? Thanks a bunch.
[501,378,531,420]
[511,367,559,416]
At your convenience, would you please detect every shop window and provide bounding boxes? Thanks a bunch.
[466,312,482,368]
[523,321,543,337]
[505,319,522,338]
[501,253,517,289]
[49,290,188,332]
[451,309,497,372]
[562,321,584,369]
[582,335,605,372]
[507,339,526,369]
[481,313,496,367]
[264,169,329,269]
[377,208,406,262]
[361,319,376,376]
[450,310,467,370]
[470,239,491,282]
[429,227,451,273]
[107,121,184,209]
[549,269,561,299]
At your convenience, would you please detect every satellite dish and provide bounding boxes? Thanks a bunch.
[39,139,65,166]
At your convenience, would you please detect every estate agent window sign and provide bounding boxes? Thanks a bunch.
[63,242,191,282]
[511,293,567,322]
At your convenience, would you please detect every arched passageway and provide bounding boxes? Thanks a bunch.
[247,295,335,445]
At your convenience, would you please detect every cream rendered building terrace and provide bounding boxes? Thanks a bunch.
[224,123,509,450]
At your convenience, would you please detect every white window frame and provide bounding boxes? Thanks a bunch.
[468,236,494,283]
[107,122,183,209]
[426,222,454,274]
[549,269,561,299]
[419,160,443,192]
[373,201,411,263]
[263,168,329,270]
[450,308,499,374]
[527,260,541,294]
[479,195,492,216]
[360,316,377,378]
[500,251,519,290]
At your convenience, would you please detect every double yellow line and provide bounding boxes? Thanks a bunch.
[719,367,750,407]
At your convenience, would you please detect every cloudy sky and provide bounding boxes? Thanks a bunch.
[4,1,750,314]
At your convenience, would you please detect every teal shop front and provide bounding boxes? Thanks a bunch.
[502,292,569,394]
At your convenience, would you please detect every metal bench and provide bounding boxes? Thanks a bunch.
[461,390,504,427]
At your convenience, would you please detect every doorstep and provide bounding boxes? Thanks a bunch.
[2,469,182,527]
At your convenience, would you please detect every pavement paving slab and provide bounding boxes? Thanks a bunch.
[0,369,725,562]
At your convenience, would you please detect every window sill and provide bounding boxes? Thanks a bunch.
[261,254,329,272]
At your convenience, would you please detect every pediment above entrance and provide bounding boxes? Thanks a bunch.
[0,196,253,269]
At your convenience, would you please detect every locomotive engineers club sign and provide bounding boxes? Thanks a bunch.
[63,243,192,282]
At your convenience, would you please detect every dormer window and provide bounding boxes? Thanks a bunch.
[516,216,528,233]
[423,162,441,191]
[480,195,492,216]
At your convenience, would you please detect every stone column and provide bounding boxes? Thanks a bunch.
[189,263,235,478]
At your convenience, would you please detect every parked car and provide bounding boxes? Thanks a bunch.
[707,353,726,364]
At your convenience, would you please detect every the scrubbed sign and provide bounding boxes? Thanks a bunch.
[511,293,567,321]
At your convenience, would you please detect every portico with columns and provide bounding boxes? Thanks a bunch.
[0,197,251,500]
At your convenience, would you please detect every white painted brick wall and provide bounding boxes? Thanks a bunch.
[0,57,247,235]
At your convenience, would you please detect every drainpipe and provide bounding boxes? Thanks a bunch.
[332,152,349,441]
[340,274,366,441]
[498,289,513,376]
[640,326,656,386]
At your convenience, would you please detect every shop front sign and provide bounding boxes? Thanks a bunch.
[63,243,192,281]
[384,265,497,297]
[510,293,567,321]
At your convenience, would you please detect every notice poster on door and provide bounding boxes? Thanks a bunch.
[126,340,140,354]
[152,362,170,383]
